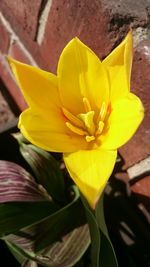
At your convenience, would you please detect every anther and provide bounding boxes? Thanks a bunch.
[86,135,95,142]
[83,97,91,112]
[96,121,104,135]
[62,107,84,128]
[66,122,88,136]
[98,101,107,122]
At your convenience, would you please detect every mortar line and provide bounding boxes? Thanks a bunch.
[36,0,53,45]
[0,11,38,66]
[127,156,150,179]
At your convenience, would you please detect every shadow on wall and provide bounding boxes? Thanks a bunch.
[105,155,150,267]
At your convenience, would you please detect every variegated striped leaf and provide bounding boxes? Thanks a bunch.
[4,187,90,267]
[22,260,38,267]
[19,143,66,203]
[0,160,50,202]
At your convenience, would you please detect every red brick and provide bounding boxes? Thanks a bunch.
[0,90,15,129]
[0,0,42,40]
[39,0,112,72]
[0,53,27,111]
[131,175,150,198]
[0,18,10,53]
[119,40,150,168]
[9,40,34,65]
[39,0,149,72]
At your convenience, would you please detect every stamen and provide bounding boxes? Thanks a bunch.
[62,107,84,128]
[96,121,104,135]
[86,135,95,142]
[78,111,95,136]
[66,122,88,136]
[83,97,91,112]
[98,101,107,122]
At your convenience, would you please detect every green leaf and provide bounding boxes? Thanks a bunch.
[5,187,90,267]
[81,194,118,267]
[81,197,100,267]
[5,241,36,262]
[95,194,108,237]
[6,241,26,264]
[19,143,66,203]
[12,132,29,145]
[99,231,118,267]
[95,194,118,267]
[0,201,59,237]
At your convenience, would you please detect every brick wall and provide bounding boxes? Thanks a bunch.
[0,0,150,207]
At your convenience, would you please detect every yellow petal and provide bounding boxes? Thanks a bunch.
[100,93,144,150]
[64,149,117,208]
[103,31,133,102]
[7,57,60,112]
[103,31,133,70]
[105,66,129,102]
[57,38,109,115]
[19,108,87,153]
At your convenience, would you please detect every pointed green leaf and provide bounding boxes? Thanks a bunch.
[95,194,109,237]
[99,231,118,267]
[0,201,59,237]
[95,195,118,267]
[12,132,29,145]
[81,197,101,267]
[81,194,118,267]
[7,241,26,264]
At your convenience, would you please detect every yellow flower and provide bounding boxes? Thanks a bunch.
[8,31,144,208]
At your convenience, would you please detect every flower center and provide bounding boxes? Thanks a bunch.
[62,97,107,143]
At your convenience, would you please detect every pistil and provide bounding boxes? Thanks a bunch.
[63,99,107,143]
[78,111,95,136]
